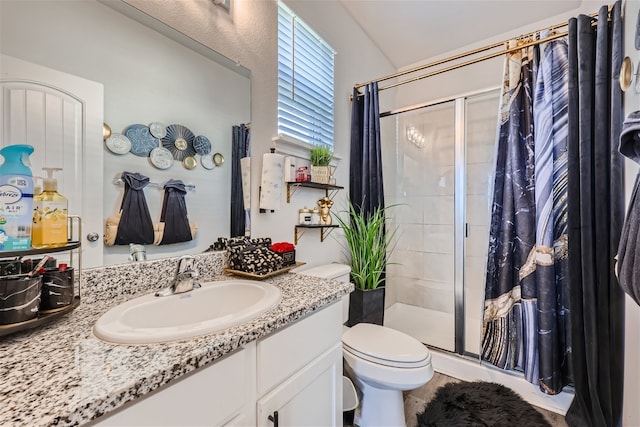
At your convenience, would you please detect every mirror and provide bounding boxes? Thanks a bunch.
[0,0,251,267]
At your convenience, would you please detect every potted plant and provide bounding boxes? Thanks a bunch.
[335,201,397,326]
[309,145,333,184]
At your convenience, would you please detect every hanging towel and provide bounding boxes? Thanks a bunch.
[154,179,197,245]
[241,156,251,210]
[615,111,640,306]
[259,152,284,211]
[110,172,155,245]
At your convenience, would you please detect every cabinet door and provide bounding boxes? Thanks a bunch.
[257,343,342,427]
[91,344,256,426]
[0,54,104,267]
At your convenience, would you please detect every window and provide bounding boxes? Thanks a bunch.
[278,1,335,148]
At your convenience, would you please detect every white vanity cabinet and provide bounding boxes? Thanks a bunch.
[92,343,257,426]
[91,300,343,426]
[256,301,343,426]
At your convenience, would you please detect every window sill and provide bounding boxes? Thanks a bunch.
[272,134,341,164]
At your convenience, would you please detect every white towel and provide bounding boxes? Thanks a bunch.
[241,157,251,210]
[259,153,285,211]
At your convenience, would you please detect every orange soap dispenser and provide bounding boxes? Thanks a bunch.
[32,167,68,248]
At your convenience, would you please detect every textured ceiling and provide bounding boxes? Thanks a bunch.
[338,0,584,69]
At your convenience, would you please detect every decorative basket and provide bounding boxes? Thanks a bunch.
[310,165,330,184]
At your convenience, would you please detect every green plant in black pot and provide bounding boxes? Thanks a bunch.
[335,201,398,325]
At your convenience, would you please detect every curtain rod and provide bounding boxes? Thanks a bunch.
[352,9,605,97]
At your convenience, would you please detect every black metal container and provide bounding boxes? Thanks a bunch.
[20,257,56,274]
[0,274,42,325]
[0,259,22,276]
[40,267,74,311]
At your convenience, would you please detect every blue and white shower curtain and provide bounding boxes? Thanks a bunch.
[482,35,570,395]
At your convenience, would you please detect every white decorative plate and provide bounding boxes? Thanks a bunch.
[149,147,174,170]
[201,154,215,170]
[105,133,132,155]
[149,122,167,139]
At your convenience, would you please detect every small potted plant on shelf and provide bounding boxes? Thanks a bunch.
[309,145,333,184]
[335,201,397,326]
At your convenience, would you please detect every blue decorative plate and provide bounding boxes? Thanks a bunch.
[125,124,160,157]
[161,124,196,160]
[193,135,212,155]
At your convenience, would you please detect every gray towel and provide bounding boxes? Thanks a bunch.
[616,113,640,306]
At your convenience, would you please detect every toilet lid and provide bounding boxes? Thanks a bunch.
[342,323,431,368]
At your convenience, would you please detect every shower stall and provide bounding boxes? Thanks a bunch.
[381,88,499,358]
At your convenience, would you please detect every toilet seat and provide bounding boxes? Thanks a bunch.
[342,323,431,369]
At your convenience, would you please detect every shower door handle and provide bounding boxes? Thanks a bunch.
[465,223,469,238]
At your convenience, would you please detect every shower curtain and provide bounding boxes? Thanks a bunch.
[350,82,384,217]
[484,2,624,423]
[483,39,548,387]
[565,5,624,426]
[230,124,250,237]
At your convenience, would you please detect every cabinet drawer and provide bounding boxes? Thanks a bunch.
[257,301,342,395]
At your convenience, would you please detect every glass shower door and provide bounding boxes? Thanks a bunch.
[383,89,499,356]
[464,90,499,355]
[385,101,457,352]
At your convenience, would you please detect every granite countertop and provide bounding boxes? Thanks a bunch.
[0,266,353,427]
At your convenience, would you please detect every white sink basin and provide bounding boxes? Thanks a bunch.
[93,280,282,344]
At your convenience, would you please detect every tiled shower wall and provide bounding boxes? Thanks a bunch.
[383,89,498,354]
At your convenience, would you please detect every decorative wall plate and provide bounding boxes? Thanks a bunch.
[161,124,196,160]
[105,133,132,155]
[201,154,215,170]
[193,135,212,155]
[213,152,225,166]
[103,123,112,141]
[620,56,633,92]
[149,147,174,170]
[149,122,167,139]
[125,124,160,156]
[183,156,197,170]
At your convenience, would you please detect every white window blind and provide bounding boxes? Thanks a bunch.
[278,2,335,148]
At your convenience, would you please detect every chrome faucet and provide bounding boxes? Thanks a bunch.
[155,255,201,297]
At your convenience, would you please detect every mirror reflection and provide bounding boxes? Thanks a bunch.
[0,0,251,267]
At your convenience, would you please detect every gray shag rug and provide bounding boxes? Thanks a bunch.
[417,381,552,427]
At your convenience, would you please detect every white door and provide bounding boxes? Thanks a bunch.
[0,54,104,267]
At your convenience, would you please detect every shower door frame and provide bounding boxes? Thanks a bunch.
[382,85,500,357]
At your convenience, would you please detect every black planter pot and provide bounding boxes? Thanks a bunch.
[347,286,385,326]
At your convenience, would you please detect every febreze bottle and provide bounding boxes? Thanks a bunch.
[0,144,35,251]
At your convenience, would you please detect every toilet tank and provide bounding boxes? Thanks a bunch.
[293,263,351,282]
[293,263,351,323]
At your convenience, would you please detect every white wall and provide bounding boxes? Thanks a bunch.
[0,0,250,266]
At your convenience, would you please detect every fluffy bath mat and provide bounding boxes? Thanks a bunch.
[416,381,552,427]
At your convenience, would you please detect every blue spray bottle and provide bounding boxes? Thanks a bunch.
[0,144,35,251]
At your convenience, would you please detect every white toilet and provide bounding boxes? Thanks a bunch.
[293,264,434,427]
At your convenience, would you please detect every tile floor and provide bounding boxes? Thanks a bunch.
[402,372,569,427]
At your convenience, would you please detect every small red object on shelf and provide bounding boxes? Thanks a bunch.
[270,242,296,266]
[270,242,295,253]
